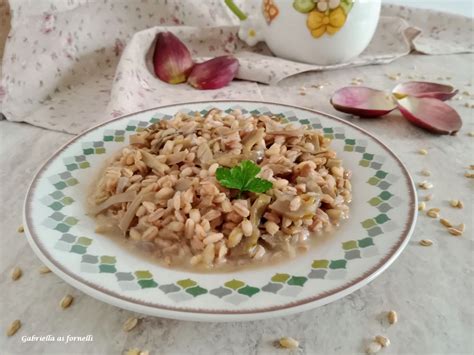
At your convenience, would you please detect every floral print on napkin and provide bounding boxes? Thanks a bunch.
[0,1,472,134]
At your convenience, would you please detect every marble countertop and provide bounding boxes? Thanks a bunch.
[1,53,473,354]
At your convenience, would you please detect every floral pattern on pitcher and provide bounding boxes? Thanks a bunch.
[262,0,280,24]
[293,0,354,38]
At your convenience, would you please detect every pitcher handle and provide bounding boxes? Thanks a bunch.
[225,0,263,46]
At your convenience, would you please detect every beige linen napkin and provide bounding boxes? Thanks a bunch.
[1,0,472,134]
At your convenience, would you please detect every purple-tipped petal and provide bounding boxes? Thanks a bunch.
[392,81,458,101]
[188,56,239,90]
[153,32,194,84]
[397,96,462,135]
[330,87,397,118]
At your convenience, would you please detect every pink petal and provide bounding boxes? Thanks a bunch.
[392,81,458,101]
[330,87,397,118]
[188,56,239,90]
[397,96,462,135]
[153,32,194,84]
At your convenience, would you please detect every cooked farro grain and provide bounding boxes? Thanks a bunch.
[420,168,431,176]
[241,219,253,237]
[125,349,149,355]
[90,109,351,270]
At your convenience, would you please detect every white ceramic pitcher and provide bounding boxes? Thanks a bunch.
[225,0,381,65]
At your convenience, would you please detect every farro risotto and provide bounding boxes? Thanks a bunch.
[89,109,352,270]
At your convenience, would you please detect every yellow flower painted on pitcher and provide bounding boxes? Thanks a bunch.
[307,7,347,38]
[293,0,354,38]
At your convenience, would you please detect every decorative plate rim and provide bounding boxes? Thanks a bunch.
[23,100,417,322]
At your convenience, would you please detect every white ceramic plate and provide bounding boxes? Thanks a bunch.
[24,101,417,322]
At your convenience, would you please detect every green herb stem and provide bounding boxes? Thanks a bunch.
[224,0,248,21]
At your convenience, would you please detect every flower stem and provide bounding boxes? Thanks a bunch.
[224,0,248,21]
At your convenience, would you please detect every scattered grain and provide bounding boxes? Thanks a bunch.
[418,181,433,190]
[448,227,463,236]
[468,131,474,137]
[424,194,433,201]
[420,168,431,176]
[6,320,21,337]
[464,172,474,178]
[17,225,24,233]
[366,341,382,354]
[418,202,426,211]
[440,218,453,228]
[279,337,299,349]
[419,239,433,246]
[125,349,149,355]
[11,266,22,281]
[387,310,398,324]
[375,335,391,348]
[39,265,51,274]
[123,317,139,332]
[418,148,428,155]
[60,294,74,309]
[427,208,440,218]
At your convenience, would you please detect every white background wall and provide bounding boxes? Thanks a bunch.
[384,0,473,17]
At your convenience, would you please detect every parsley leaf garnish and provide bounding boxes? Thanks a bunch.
[215,160,273,196]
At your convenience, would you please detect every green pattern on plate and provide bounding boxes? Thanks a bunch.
[210,279,261,304]
[39,105,400,305]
